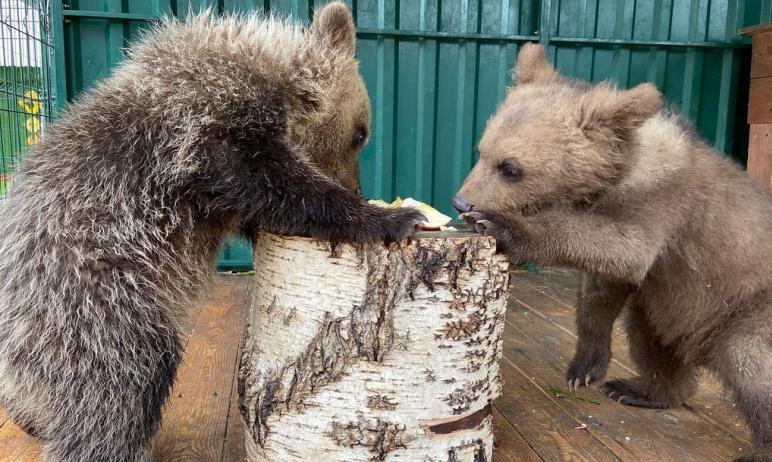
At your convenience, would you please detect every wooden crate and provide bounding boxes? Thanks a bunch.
[741,23,772,193]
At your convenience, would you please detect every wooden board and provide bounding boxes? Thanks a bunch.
[495,354,621,461]
[491,406,543,462]
[748,124,772,194]
[751,31,772,79]
[222,366,248,462]
[748,77,772,124]
[153,276,251,462]
[0,413,41,461]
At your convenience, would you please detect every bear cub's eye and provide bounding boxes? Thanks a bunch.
[498,160,522,182]
[353,128,368,149]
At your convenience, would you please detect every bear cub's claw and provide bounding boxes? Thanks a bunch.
[567,348,611,391]
[378,207,426,243]
[460,212,498,236]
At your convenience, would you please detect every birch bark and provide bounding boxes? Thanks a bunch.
[239,231,510,462]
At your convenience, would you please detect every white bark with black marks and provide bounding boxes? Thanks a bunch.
[239,231,510,461]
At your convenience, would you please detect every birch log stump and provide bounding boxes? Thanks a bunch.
[238,231,510,462]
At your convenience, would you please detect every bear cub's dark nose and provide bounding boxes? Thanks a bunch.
[451,195,472,213]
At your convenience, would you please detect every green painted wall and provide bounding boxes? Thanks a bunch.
[48,0,772,270]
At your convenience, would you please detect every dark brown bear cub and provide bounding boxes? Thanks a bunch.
[0,3,422,462]
[454,43,772,462]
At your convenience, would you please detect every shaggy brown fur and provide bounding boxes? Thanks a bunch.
[0,3,422,461]
[454,43,772,462]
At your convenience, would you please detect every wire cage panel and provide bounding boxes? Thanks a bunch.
[0,0,55,196]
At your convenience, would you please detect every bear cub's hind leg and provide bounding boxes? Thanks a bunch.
[710,306,772,462]
[601,301,698,409]
[37,331,181,462]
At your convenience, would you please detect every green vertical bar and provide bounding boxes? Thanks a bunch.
[429,0,442,205]
[373,0,385,197]
[453,0,468,188]
[714,0,739,154]
[389,1,399,196]
[573,0,596,81]
[497,0,510,97]
[414,0,427,199]
[150,0,162,15]
[106,0,125,71]
[38,3,54,124]
[682,0,703,122]
[50,0,68,113]
[646,0,668,87]
[539,0,551,46]
[469,0,482,171]
[610,0,632,86]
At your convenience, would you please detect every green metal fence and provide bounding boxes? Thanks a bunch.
[3,0,771,270]
[0,0,56,195]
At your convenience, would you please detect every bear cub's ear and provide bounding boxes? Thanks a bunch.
[513,43,558,85]
[311,2,357,57]
[578,82,663,140]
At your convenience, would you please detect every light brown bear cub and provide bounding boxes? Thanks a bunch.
[454,43,772,462]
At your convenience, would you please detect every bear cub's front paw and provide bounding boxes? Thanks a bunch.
[460,211,509,238]
[567,347,611,390]
[376,208,426,243]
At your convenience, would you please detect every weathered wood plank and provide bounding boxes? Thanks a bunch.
[492,406,544,462]
[153,276,250,462]
[496,350,621,460]
[0,419,41,461]
[751,31,772,79]
[748,124,772,194]
[222,365,247,462]
[504,299,745,461]
[222,278,251,462]
[748,77,772,124]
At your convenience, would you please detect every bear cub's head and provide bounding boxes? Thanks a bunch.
[132,2,370,199]
[453,43,663,216]
[289,2,370,194]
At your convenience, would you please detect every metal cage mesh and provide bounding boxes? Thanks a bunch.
[0,0,54,197]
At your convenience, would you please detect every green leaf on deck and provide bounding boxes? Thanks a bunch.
[545,385,600,405]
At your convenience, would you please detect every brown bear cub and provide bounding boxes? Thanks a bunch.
[454,43,772,462]
[0,3,422,462]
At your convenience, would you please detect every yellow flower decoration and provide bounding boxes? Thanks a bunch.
[25,117,40,133]
[17,90,41,115]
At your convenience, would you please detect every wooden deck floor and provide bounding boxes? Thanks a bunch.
[0,269,751,461]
